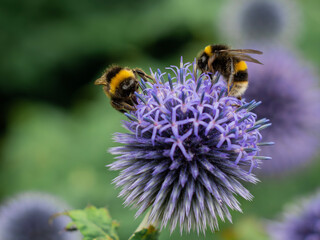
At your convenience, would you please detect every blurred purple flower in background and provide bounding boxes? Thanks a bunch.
[267,190,320,240]
[245,48,320,176]
[219,0,301,45]
[109,59,272,233]
[0,192,80,240]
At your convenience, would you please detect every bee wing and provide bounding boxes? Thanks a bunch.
[220,49,263,55]
[231,53,263,65]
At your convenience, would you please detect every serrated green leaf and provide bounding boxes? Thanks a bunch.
[65,206,119,240]
[129,225,159,240]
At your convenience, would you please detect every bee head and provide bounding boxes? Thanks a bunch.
[197,52,209,72]
[94,75,107,86]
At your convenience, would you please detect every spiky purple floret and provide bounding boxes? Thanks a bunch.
[268,190,320,240]
[245,48,320,176]
[109,59,272,233]
[0,192,80,240]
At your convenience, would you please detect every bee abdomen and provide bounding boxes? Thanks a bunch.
[229,70,248,97]
[229,81,248,98]
[233,70,248,82]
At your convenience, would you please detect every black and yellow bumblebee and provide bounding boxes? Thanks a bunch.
[95,66,154,112]
[197,44,263,98]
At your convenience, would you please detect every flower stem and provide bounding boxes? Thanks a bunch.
[129,210,159,240]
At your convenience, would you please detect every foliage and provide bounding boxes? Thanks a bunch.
[129,226,159,240]
[64,206,119,240]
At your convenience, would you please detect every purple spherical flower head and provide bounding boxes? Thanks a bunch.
[268,190,320,240]
[0,192,80,240]
[219,0,301,45]
[245,48,320,176]
[109,58,272,233]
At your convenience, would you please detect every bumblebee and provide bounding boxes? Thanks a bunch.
[197,44,263,98]
[95,66,154,112]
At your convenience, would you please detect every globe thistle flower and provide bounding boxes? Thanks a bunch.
[267,190,320,240]
[219,0,301,45]
[244,48,320,176]
[109,58,272,233]
[0,192,80,240]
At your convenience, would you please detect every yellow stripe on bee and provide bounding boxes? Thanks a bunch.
[204,45,213,56]
[110,69,135,94]
[235,61,247,72]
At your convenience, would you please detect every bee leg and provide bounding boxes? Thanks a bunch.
[134,68,156,84]
[111,101,126,113]
[111,100,136,113]
[131,94,138,105]
[227,57,235,96]
[231,103,241,108]
[207,54,217,84]
[208,54,216,70]
[122,102,137,111]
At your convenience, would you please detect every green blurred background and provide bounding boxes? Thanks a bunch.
[0,0,319,239]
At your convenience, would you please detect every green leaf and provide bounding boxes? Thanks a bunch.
[65,206,119,240]
[129,225,159,240]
